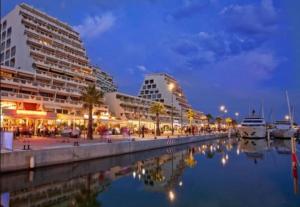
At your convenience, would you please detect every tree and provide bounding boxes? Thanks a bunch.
[215,117,222,130]
[81,84,103,140]
[186,109,195,127]
[149,102,166,136]
[225,117,232,126]
[206,114,213,122]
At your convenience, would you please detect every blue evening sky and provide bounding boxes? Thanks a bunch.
[2,0,300,122]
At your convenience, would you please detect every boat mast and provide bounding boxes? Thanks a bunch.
[285,91,293,127]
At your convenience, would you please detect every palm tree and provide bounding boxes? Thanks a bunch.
[206,114,213,122]
[215,117,222,131]
[149,102,166,136]
[81,84,103,140]
[186,109,195,128]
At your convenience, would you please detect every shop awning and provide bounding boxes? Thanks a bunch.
[2,109,57,119]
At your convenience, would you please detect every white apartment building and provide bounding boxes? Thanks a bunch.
[138,73,191,110]
[92,65,117,93]
[138,73,206,124]
[0,4,109,129]
[104,92,181,130]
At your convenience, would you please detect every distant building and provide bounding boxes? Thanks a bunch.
[138,73,206,124]
[104,91,180,129]
[138,73,191,110]
[92,65,117,93]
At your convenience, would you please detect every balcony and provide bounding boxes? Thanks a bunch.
[1,91,82,108]
[0,76,82,96]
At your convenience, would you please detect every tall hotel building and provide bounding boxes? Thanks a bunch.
[0,4,109,129]
[138,73,206,124]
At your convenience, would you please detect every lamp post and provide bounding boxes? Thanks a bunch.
[235,112,239,122]
[169,83,175,136]
[179,93,183,135]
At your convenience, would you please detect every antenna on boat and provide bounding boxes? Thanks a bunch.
[285,91,293,127]
[248,104,251,116]
[262,100,265,119]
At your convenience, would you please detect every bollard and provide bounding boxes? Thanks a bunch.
[29,170,34,182]
[29,156,35,169]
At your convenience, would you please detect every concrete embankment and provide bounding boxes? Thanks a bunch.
[1,134,226,172]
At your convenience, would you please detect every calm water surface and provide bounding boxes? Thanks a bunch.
[1,137,300,207]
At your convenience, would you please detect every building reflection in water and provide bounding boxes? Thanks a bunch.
[1,137,299,206]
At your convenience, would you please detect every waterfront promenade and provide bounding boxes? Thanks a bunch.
[0,132,227,172]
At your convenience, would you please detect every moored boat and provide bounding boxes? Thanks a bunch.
[238,111,267,139]
[272,120,297,138]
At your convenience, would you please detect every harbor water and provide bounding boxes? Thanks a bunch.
[1,137,300,207]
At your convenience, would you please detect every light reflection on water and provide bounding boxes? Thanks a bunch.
[1,137,300,207]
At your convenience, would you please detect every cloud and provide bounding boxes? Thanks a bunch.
[136,65,148,72]
[172,40,199,56]
[74,13,116,39]
[166,0,209,20]
[220,0,277,36]
[171,31,264,69]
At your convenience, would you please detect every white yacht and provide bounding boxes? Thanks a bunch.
[272,120,297,138]
[238,111,267,138]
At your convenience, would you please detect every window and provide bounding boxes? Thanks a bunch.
[1,31,6,40]
[10,58,15,67]
[6,39,10,48]
[2,20,7,30]
[152,84,156,88]
[157,94,161,98]
[145,80,149,84]
[152,94,156,98]
[7,27,11,36]
[5,60,9,66]
[0,53,4,62]
[0,42,4,51]
[5,50,10,59]
[11,46,16,56]
[150,79,154,83]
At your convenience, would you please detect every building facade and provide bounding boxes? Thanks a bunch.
[0,4,110,130]
[92,65,117,93]
[104,92,181,131]
[138,73,206,125]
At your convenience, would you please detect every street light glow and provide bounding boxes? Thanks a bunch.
[235,112,239,116]
[220,105,225,112]
[285,115,290,120]
[169,83,175,91]
[168,190,175,201]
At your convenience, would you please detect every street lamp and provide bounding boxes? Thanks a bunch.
[168,83,175,135]
[285,115,290,120]
[220,105,225,112]
[178,93,183,135]
[235,112,239,117]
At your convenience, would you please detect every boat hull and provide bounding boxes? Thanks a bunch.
[272,129,297,138]
[238,126,267,138]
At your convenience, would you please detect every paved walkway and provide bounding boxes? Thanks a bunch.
[7,132,224,151]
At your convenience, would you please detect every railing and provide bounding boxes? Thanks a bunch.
[0,76,81,96]
[35,67,87,87]
[1,91,82,106]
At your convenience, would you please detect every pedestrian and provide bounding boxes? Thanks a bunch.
[141,125,145,138]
